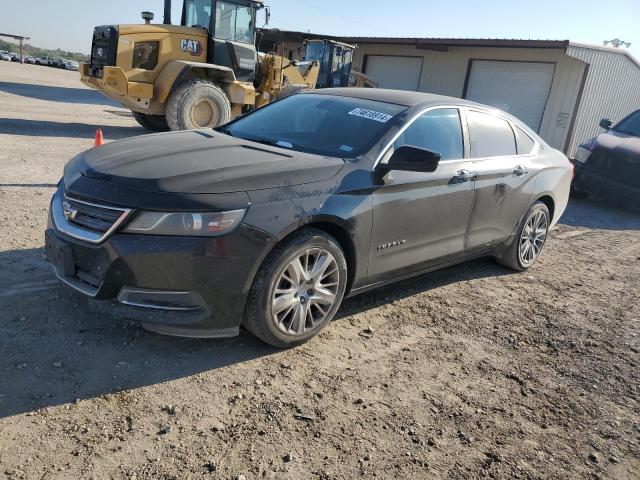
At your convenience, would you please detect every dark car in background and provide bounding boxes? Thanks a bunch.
[572,111,640,209]
[45,89,572,347]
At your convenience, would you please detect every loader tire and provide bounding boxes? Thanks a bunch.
[131,111,170,132]
[166,80,231,131]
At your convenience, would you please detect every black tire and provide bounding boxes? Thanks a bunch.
[131,111,170,132]
[165,80,231,131]
[496,201,550,271]
[244,228,348,348]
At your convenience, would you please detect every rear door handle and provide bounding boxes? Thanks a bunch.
[514,165,529,176]
[452,169,474,183]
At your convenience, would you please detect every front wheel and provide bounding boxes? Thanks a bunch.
[244,228,348,348]
[165,80,231,131]
[496,201,550,271]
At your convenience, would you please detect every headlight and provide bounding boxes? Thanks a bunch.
[574,146,592,164]
[132,41,159,70]
[122,210,246,237]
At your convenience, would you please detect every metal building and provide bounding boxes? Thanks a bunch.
[259,31,640,157]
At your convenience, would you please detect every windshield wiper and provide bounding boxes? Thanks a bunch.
[257,138,294,149]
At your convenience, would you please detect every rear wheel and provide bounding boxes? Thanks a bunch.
[166,80,231,131]
[496,201,550,271]
[131,111,170,132]
[244,228,348,348]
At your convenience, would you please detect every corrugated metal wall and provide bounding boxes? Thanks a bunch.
[350,44,585,151]
[565,45,640,157]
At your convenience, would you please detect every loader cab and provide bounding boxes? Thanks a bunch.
[304,39,355,89]
[181,0,263,82]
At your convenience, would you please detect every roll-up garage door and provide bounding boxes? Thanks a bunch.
[464,60,555,132]
[364,55,423,91]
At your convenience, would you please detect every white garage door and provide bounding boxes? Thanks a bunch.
[465,60,555,132]
[365,55,423,91]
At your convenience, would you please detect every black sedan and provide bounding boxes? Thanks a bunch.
[46,89,572,347]
[572,111,640,209]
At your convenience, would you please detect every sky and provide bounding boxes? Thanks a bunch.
[1,0,639,59]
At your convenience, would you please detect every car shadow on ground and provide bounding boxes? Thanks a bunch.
[0,247,279,418]
[0,118,145,139]
[0,246,514,419]
[338,257,514,319]
[560,198,640,231]
[0,81,120,106]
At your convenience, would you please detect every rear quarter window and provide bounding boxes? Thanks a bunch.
[513,125,536,154]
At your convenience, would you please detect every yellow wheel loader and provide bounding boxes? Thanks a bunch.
[79,0,364,132]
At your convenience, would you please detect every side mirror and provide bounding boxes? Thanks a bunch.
[265,6,271,26]
[599,118,612,130]
[379,145,441,173]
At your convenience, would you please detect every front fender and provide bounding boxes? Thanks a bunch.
[154,60,237,103]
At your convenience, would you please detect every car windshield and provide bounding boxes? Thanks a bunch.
[220,94,406,157]
[614,111,640,137]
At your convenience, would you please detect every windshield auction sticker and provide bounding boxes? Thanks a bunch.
[348,108,393,123]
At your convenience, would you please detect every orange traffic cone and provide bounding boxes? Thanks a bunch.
[94,129,104,147]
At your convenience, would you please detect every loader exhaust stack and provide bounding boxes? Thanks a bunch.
[163,0,172,25]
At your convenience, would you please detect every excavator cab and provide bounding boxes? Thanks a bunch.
[303,39,355,89]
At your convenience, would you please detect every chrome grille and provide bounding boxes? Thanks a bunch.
[64,196,124,233]
[52,191,131,244]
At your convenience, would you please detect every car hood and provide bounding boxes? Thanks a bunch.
[592,130,640,156]
[64,130,344,194]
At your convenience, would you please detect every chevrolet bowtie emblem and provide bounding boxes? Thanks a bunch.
[62,200,78,221]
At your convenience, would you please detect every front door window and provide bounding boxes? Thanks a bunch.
[393,108,464,160]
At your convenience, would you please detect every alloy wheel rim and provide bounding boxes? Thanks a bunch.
[271,248,340,336]
[519,210,548,265]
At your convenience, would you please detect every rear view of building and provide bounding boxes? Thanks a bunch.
[260,31,640,157]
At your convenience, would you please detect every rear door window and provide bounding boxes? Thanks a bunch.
[467,110,517,158]
[393,108,464,160]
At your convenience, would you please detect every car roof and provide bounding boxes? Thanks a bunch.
[311,87,541,138]
[312,87,482,108]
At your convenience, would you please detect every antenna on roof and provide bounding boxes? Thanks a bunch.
[603,38,631,48]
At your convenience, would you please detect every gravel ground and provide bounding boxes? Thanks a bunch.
[0,62,639,480]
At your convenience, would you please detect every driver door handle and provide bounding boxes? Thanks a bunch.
[514,165,529,176]
[452,169,474,183]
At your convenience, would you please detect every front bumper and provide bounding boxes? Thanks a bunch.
[46,208,275,338]
[574,162,640,209]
